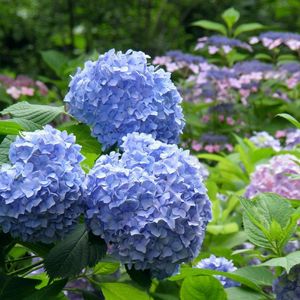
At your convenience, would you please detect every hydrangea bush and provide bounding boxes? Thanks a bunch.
[0,7,299,300]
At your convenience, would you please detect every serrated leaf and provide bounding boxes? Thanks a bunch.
[11,118,42,131]
[260,251,300,273]
[180,275,227,300]
[1,102,65,126]
[0,274,41,300]
[192,20,227,35]
[44,223,107,279]
[222,8,240,29]
[99,283,150,300]
[24,279,68,300]
[234,23,264,37]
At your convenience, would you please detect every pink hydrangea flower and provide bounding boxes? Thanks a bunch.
[245,154,300,200]
[6,86,21,99]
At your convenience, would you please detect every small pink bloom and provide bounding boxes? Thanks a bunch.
[218,115,225,122]
[6,86,21,99]
[20,86,34,96]
[202,115,210,123]
[226,117,235,126]
[35,81,49,96]
[275,130,287,139]
[204,144,215,153]
[225,144,234,152]
[191,141,202,152]
[208,46,219,54]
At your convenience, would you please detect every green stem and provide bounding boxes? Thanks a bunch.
[5,255,38,264]
[7,260,44,276]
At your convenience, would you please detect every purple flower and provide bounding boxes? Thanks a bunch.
[249,131,281,151]
[285,129,300,150]
[195,255,240,288]
[64,49,184,150]
[84,132,211,279]
[0,125,85,243]
[245,154,300,200]
[273,265,300,300]
[233,60,273,74]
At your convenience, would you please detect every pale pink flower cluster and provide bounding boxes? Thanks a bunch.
[245,154,300,200]
[0,75,48,99]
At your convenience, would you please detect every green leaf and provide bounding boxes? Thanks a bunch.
[11,118,42,131]
[125,265,152,289]
[0,274,41,300]
[192,20,227,35]
[254,53,272,61]
[1,102,65,126]
[240,193,296,254]
[0,120,22,135]
[44,223,107,279]
[180,275,227,300]
[99,283,150,300]
[233,266,274,286]
[234,23,264,37]
[152,280,180,300]
[276,113,300,128]
[0,135,15,164]
[260,251,300,273]
[24,279,68,300]
[170,267,262,292]
[222,8,240,29]
[226,287,263,300]
[40,50,68,78]
[93,262,120,275]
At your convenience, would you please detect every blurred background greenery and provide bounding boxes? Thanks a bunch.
[1,0,300,75]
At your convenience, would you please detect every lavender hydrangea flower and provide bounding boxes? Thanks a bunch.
[196,36,252,53]
[195,255,240,288]
[249,131,281,151]
[285,129,300,150]
[233,60,273,74]
[84,133,211,279]
[64,49,184,150]
[245,154,300,200]
[0,125,85,243]
[272,265,300,300]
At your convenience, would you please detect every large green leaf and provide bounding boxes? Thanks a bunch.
[0,135,15,164]
[44,223,107,279]
[93,262,120,275]
[0,274,41,300]
[99,283,150,300]
[1,102,65,125]
[226,287,263,300]
[277,113,300,128]
[233,266,274,286]
[180,275,227,300]
[192,20,227,35]
[0,120,22,135]
[260,251,300,273]
[40,50,68,78]
[240,193,297,254]
[234,23,264,37]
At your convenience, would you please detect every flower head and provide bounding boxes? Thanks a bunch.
[249,131,281,151]
[245,154,300,200]
[285,129,300,150]
[64,49,184,150]
[196,255,240,288]
[0,125,85,243]
[84,132,211,278]
[272,265,300,300]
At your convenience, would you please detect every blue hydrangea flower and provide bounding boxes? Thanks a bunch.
[84,132,211,279]
[196,255,240,288]
[0,125,85,243]
[64,49,185,150]
[249,131,281,151]
[273,265,300,300]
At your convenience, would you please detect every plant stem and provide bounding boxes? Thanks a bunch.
[7,260,44,276]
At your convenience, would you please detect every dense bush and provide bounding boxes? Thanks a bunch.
[0,6,300,300]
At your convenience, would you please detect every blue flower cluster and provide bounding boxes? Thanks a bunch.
[64,49,184,150]
[272,265,300,300]
[84,132,211,278]
[0,125,85,243]
[196,255,240,288]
